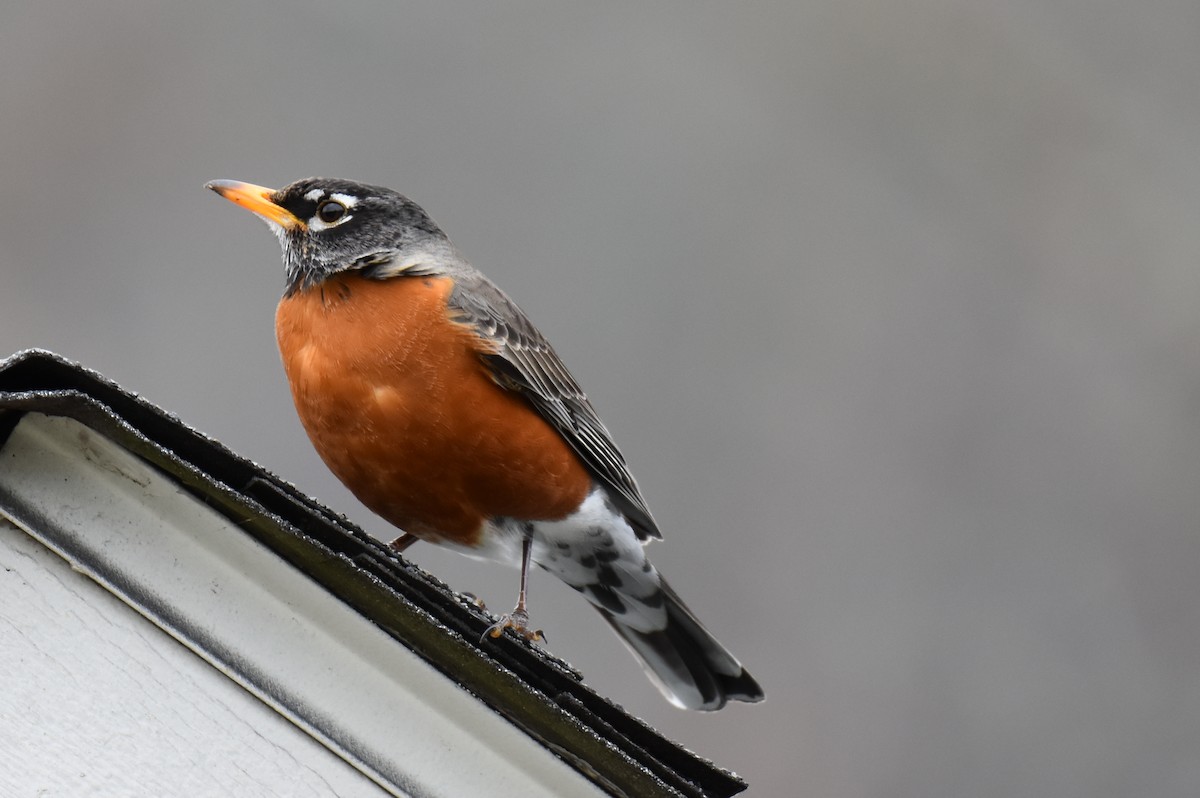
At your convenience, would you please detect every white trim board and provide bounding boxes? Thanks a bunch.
[0,412,606,798]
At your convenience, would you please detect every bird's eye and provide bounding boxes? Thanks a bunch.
[316,200,347,224]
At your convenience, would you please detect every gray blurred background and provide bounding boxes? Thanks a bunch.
[4,3,1199,796]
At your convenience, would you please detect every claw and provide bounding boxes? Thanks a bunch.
[461,592,487,610]
[482,608,544,643]
[479,530,545,643]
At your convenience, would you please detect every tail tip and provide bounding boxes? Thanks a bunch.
[684,667,765,711]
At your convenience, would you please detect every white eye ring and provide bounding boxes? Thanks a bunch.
[307,192,358,232]
[316,200,347,224]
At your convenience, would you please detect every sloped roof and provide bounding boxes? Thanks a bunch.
[0,349,747,798]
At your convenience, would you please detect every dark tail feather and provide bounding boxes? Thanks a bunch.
[599,576,764,711]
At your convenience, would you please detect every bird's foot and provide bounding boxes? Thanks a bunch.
[460,592,487,609]
[482,607,544,643]
[389,533,419,553]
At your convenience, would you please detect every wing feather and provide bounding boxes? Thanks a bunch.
[447,274,661,541]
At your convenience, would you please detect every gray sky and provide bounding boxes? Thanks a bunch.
[4,3,1200,796]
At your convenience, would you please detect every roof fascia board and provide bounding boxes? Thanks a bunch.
[0,412,607,798]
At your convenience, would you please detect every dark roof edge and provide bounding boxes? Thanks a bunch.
[0,349,747,798]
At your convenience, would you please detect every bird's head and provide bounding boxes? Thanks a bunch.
[206,177,457,295]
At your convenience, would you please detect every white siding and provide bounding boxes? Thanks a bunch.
[0,517,389,798]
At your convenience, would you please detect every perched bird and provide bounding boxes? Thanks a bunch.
[206,177,763,710]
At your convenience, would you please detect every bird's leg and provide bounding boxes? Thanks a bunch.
[482,531,544,643]
[389,533,419,553]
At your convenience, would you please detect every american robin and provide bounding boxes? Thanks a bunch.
[206,177,763,710]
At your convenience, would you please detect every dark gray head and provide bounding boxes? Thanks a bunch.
[207,177,461,295]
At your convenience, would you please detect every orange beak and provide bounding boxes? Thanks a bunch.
[206,179,304,230]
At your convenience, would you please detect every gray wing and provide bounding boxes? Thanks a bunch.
[447,273,661,541]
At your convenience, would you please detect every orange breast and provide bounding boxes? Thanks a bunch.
[274,273,592,546]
